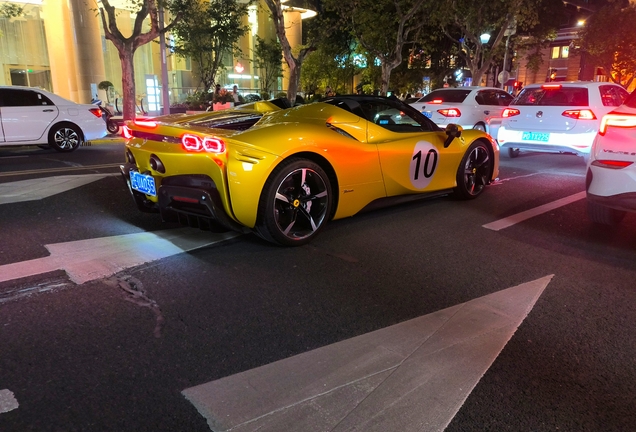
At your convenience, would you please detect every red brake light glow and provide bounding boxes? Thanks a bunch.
[181,134,226,153]
[562,109,596,120]
[430,99,443,104]
[541,84,562,90]
[437,108,461,117]
[592,160,634,169]
[599,112,636,135]
[122,125,133,139]
[502,108,520,118]
[89,107,102,118]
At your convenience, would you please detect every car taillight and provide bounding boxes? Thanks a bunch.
[562,109,596,120]
[591,160,634,169]
[429,99,443,104]
[181,134,226,153]
[89,107,102,118]
[134,119,158,128]
[437,108,461,117]
[541,84,562,90]
[502,108,520,118]
[599,112,636,135]
[122,125,133,139]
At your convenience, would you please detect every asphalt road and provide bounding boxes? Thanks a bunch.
[1,142,635,431]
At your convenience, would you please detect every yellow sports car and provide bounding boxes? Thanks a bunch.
[120,95,499,246]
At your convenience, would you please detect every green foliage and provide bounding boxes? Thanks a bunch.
[184,90,210,110]
[169,0,252,92]
[98,81,114,90]
[0,3,24,19]
[579,2,636,88]
[253,36,282,94]
[260,92,271,100]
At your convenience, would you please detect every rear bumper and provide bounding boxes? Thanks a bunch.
[120,163,247,232]
[497,127,595,155]
[586,191,636,213]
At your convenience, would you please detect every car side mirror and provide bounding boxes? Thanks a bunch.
[444,124,462,148]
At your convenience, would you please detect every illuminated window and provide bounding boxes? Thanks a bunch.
[551,46,560,59]
[561,46,569,58]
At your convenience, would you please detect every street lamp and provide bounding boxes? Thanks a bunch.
[480,33,491,44]
[500,18,517,89]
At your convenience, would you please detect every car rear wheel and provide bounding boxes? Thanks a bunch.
[453,140,491,200]
[473,122,486,132]
[255,158,332,246]
[587,201,626,225]
[107,120,119,134]
[49,124,82,152]
[508,147,520,158]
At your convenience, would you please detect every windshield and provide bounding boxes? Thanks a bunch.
[419,89,471,103]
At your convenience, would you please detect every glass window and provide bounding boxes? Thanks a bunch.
[551,46,560,59]
[600,85,630,107]
[476,90,513,106]
[561,46,569,59]
[420,89,471,103]
[0,89,53,107]
[513,87,589,106]
[352,99,437,132]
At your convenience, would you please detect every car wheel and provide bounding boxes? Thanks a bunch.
[107,120,119,134]
[587,201,625,225]
[508,147,520,158]
[49,124,82,152]
[453,140,491,200]
[255,158,332,246]
[473,122,486,132]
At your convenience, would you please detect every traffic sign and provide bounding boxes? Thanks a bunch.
[498,71,510,84]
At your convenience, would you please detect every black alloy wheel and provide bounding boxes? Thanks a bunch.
[255,158,332,246]
[49,124,82,152]
[453,141,491,199]
[508,147,520,158]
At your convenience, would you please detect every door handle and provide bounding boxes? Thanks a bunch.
[43,109,54,112]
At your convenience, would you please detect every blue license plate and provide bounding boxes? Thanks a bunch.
[422,111,432,118]
[522,131,550,142]
[130,171,157,196]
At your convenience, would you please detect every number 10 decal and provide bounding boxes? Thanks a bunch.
[409,141,439,189]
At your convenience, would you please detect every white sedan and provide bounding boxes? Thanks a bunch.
[586,90,636,225]
[0,86,107,152]
[497,81,629,159]
[408,87,514,137]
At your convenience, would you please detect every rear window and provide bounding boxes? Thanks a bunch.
[184,111,263,130]
[513,87,589,106]
[599,85,629,107]
[420,89,471,103]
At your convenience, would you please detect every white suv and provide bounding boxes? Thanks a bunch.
[586,90,636,225]
[0,86,107,152]
[497,81,629,159]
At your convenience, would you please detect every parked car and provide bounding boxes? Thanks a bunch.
[0,86,107,152]
[586,89,636,225]
[408,87,514,138]
[120,96,499,246]
[497,81,629,159]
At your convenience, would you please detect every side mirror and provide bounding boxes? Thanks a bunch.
[444,124,463,148]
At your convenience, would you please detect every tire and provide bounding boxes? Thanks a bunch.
[508,147,520,158]
[254,158,333,246]
[49,124,82,152]
[107,120,119,134]
[587,201,625,225]
[473,122,486,132]
[453,140,492,200]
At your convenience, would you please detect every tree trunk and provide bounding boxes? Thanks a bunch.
[119,45,137,121]
[381,63,392,95]
[286,62,299,105]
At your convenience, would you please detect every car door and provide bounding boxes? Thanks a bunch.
[0,88,59,142]
[475,89,513,121]
[364,100,465,196]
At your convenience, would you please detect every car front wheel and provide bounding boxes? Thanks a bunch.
[255,158,332,246]
[49,124,82,152]
[453,141,491,200]
[508,147,520,158]
[587,201,625,225]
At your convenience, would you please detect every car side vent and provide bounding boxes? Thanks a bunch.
[326,123,358,141]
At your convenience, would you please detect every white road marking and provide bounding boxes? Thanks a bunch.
[183,275,553,432]
[483,191,586,231]
[0,229,240,285]
[0,173,119,204]
[0,389,18,414]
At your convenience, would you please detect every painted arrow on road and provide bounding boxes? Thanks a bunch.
[183,275,553,432]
